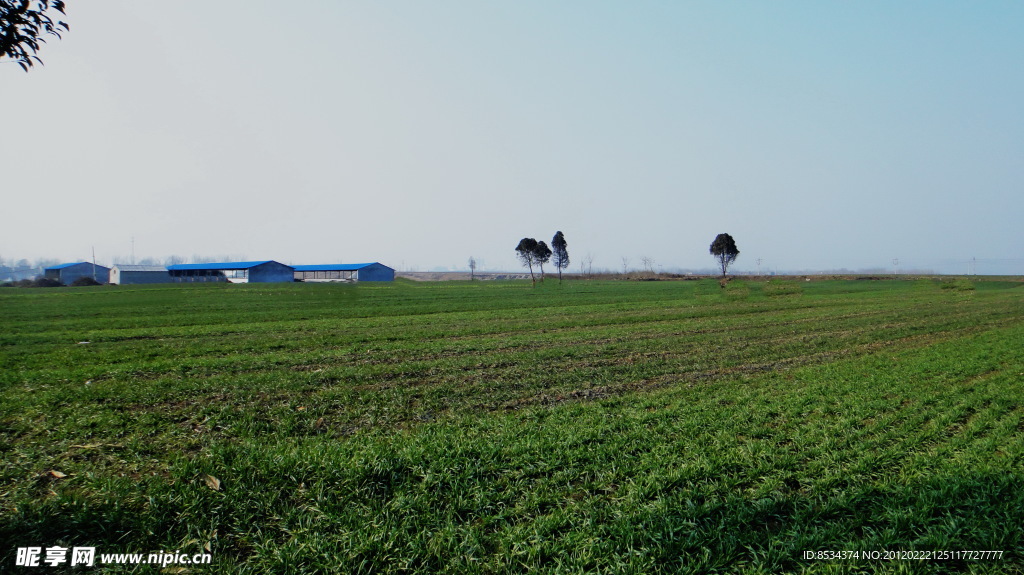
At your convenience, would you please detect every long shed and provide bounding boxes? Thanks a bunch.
[110,265,171,285]
[167,261,295,283]
[293,263,395,282]
[44,262,111,285]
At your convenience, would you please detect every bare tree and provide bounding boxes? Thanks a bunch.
[621,257,630,275]
[468,256,477,280]
[580,253,594,278]
[641,256,655,274]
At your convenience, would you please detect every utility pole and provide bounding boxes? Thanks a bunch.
[756,258,762,276]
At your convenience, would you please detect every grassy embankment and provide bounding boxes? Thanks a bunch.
[1,278,1022,573]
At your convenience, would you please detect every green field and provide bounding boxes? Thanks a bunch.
[2,278,1023,573]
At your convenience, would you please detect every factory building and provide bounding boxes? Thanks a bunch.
[293,263,395,282]
[167,261,295,283]
[44,262,111,285]
[109,265,171,285]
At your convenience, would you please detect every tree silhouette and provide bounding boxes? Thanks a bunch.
[709,233,740,277]
[551,231,569,283]
[534,241,552,281]
[515,238,539,284]
[468,256,477,280]
[1,0,68,71]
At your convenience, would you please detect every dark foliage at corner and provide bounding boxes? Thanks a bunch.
[1,0,68,71]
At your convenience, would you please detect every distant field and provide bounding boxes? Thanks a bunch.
[1,278,1022,573]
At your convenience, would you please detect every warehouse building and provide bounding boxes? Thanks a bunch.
[167,261,295,283]
[44,262,111,285]
[293,263,395,282]
[110,265,171,285]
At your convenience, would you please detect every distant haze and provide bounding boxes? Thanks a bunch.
[3,2,1022,275]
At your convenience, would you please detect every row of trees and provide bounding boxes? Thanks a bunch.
[514,232,741,281]
[515,231,569,284]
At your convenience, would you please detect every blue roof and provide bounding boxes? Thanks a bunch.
[293,263,381,271]
[167,261,280,271]
[46,262,89,270]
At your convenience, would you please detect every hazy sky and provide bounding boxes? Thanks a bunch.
[3,2,1022,274]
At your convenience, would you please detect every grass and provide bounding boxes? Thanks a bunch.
[1,277,1022,573]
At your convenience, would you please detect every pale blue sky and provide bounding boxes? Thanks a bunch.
[3,2,1022,274]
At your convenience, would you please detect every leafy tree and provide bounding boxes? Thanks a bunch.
[551,231,569,283]
[1,0,68,71]
[515,238,539,284]
[709,233,740,277]
[534,241,552,281]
